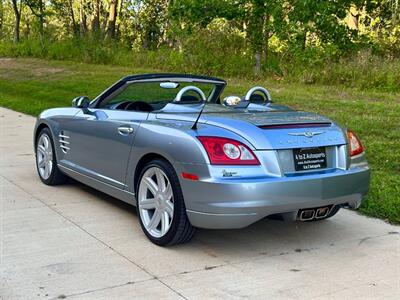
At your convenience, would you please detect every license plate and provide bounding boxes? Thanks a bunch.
[293,147,327,171]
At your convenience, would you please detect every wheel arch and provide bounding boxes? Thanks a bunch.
[133,153,173,193]
[34,122,52,148]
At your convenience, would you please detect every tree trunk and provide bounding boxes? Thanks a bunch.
[263,36,269,64]
[262,13,270,64]
[68,0,79,37]
[26,0,45,41]
[91,0,100,35]
[11,0,21,43]
[38,0,44,41]
[24,18,30,39]
[116,0,124,39]
[105,0,118,40]
[0,0,4,36]
[248,0,264,75]
[351,13,359,31]
[349,5,360,31]
[79,0,87,37]
[101,14,108,36]
[254,52,262,75]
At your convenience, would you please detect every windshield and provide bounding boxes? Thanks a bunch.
[94,76,281,113]
[99,80,219,110]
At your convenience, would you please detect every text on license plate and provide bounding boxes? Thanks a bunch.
[293,147,327,171]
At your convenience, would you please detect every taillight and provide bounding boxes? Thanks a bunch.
[197,136,260,165]
[347,130,364,156]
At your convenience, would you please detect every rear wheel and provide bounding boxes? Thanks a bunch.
[136,159,195,246]
[35,128,68,185]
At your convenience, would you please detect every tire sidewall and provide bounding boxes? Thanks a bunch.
[136,159,186,246]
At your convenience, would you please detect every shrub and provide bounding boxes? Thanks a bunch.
[1,36,400,92]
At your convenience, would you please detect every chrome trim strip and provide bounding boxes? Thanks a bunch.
[59,134,70,139]
[59,139,70,144]
[60,145,70,150]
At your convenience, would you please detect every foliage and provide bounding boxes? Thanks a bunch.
[0,0,399,73]
[1,37,400,92]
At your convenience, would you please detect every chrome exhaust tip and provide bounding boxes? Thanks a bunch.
[315,207,330,219]
[299,209,315,221]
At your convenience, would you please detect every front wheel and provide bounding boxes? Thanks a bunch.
[136,159,195,246]
[35,128,68,185]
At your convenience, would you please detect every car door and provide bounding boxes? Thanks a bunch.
[59,108,147,189]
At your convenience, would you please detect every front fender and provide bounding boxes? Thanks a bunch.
[33,108,80,156]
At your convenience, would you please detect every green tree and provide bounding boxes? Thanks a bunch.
[24,0,46,40]
[11,0,22,43]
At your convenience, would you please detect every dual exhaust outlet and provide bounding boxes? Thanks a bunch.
[298,206,331,221]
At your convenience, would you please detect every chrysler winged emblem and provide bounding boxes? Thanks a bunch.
[288,131,325,138]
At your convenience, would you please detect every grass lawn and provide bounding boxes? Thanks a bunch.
[0,57,399,224]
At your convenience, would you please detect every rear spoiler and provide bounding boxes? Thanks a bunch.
[259,122,332,130]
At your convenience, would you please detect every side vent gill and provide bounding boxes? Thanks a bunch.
[59,131,70,154]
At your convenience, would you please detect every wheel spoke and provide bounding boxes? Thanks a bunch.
[143,177,158,196]
[38,159,45,168]
[37,145,46,155]
[148,209,161,230]
[155,169,166,192]
[43,164,50,178]
[140,198,156,210]
[164,183,173,200]
[165,200,174,218]
[43,136,49,149]
[161,211,170,235]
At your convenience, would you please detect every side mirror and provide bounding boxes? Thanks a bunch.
[72,96,90,113]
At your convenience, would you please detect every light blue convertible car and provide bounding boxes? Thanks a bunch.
[34,74,370,245]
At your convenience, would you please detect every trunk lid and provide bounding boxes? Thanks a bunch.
[155,104,347,150]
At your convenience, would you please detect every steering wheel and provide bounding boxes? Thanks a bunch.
[125,101,153,112]
[244,86,272,104]
[174,86,206,103]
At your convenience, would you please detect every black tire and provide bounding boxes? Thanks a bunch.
[35,127,68,185]
[136,159,196,246]
[310,205,341,221]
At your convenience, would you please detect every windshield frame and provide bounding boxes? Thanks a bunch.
[90,74,226,108]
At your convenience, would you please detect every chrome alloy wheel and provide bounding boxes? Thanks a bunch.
[138,167,174,238]
[36,133,53,180]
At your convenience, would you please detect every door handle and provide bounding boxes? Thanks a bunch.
[118,126,134,135]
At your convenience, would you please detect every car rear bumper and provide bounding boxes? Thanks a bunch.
[180,166,370,229]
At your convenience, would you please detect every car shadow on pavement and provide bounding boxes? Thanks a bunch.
[69,178,138,216]
[66,177,380,258]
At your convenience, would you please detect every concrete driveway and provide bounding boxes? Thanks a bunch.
[1,107,399,300]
